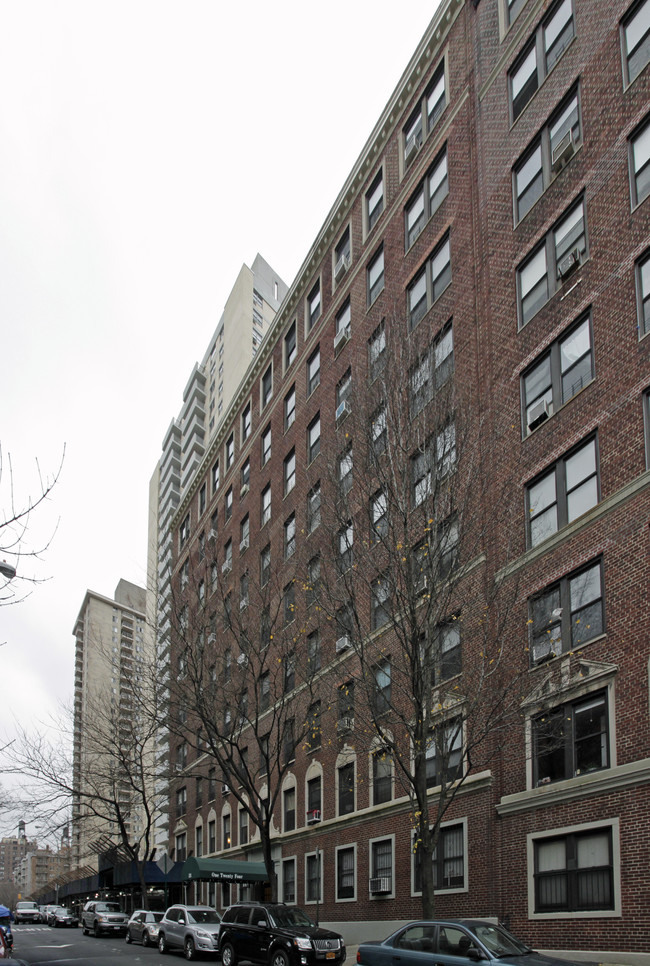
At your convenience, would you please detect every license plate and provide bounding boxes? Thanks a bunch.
[326,954,335,960]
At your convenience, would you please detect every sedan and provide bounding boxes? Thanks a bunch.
[126,909,164,947]
[46,906,64,926]
[356,920,593,966]
[50,908,79,928]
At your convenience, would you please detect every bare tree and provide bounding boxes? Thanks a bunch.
[165,510,332,900]
[315,312,524,917]
[0,445,64,606]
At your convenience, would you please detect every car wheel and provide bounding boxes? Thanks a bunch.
[143,930,150,947]
[271,948,290,966]
[82,925,88,935]
[125,929,132,943]
[94,922,102,938]
[159,933,168,954]
[185,937,196,960]
[221,941,237,966]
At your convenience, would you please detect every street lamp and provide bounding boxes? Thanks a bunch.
[0,561,16,580]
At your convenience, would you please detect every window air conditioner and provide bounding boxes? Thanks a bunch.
[405,133,421,164]
[208,529,217,541]
[222,560,232,575]
[557,247,581,279]
[306,809,321,824]
[527,398,552,432]
[240,483,250,498]
[334,253,350,282]
[369,876,391,894]
[334,323,351,352]
[208,633,216,644]
[336,635,350,653]
[239,536,250,552]
[335,400,351,424]
[237,653,248,667]
[336,716,354,733]
[551,130,575,172]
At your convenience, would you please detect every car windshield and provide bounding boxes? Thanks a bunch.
[188,909,221,924]
[59,909,74,916]
[268,907,314,929]
[97,903,122,913]
[473,924,530,956]
[148,912,164,922]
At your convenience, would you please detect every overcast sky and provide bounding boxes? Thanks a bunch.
[0,1,440,836]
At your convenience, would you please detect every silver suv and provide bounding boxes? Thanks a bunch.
[81,900,128,937]
[158,903,221,960]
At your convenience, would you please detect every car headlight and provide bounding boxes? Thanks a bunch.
[294,937,313,951]
[194,929,212,940]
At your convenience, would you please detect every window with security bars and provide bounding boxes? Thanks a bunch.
[373,750,392,804]
[371,839,393,882]
[338,762,355,815]
[426,718,462,788]
[337,847,355,899]
[306,853,321,902]
[534,827,614,911]
[414,822,465,891]
[282,859,296,904]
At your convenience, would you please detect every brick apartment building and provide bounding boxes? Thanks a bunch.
[164,0,650,959]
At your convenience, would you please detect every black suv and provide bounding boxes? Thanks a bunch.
[218,902,345,966]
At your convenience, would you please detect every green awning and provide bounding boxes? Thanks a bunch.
[182,857,268,883]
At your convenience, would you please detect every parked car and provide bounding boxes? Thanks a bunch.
[13,901,41,924]
[46,906,64,925]
[218,902,346,966]
[50,907,78,928]
[126,909,164,946]
[158,903,222,960]
[81,899,128,937]
[356,920,594,966]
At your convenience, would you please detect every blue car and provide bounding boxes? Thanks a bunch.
[356,920,594,966]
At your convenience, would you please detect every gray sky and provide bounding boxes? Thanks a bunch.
[0,1,439,834]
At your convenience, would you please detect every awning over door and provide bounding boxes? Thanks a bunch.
[182,857,268,883]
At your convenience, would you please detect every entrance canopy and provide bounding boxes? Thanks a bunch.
[182,857,268,883]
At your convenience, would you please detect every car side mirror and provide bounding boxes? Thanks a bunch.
[468,949,485,961]
[257,920,267,928]
[179,917,185,924]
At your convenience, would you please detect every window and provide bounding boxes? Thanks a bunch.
[534,826,614,912]
[411,429,456,507]
[527,436,599,547]
[338,761,355,815]
[239,808,248,846]
[284,513,296,559]
[414,822,465,891]
[241,403,252,442]
[338,446,353,498]
[239,571,249,609]
[282,859,296,904]
[506,0,527,27]
[433,619,462,683]
[371,490,388,543]
[371,575,391,631]
[514,87,582,223]
[307,555,321,606]
[240,459,250,493]
[368,320,386,381]
[208,820,216,852]
[335,300,351,350]
[405,147,449,249]
[226,433,235,470]
[517,197,587,327]
[338,680,354,727]
[260,544,271,587]
[223,538,233,572]
[630,115,650,207]
[284,581,295,624]
[622,0,650,85]
[285,322,297,369]
[225,487,233,521]
[509,0,575,121]
[337,521,354,573]
[212,460,220,494]
[373,659,391,715]
[409,323,454,417]
[283,717,295,764]
[199,483,206,515]
[408,233,451,329]
[307,700,321,750]
[175,831,187,862]
[306,853,321,903]
[307,482,321,533]
[307,281,321,331]
[179,513,190,548]
[176,785,187,817]
[282,786,296,832]
[373,749,392,804]
[196,824,203,857]
[368,247,385,305]
[337,847,355,900]
[262,424,271,465]
[307,629,321,672]
[307,347,321,395]
[426,718,463,787]
[371,406,387,455]
[530,559,604,664]
[522,313,593,434]
[261,365,273,407]
[276,393,293,440]
[366,170,384,231]
[283,651,295,693]
[307,775,321,815]
[403,61,446,167]
[636,249,650,336]
[439,514,459,578]
[261,483,271,526]
[335,227,351,280]
[371,839,393,892]
[308,414,321,463]
[336,368,352,415]
[533,690,609,787]
[284,448,296,495]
